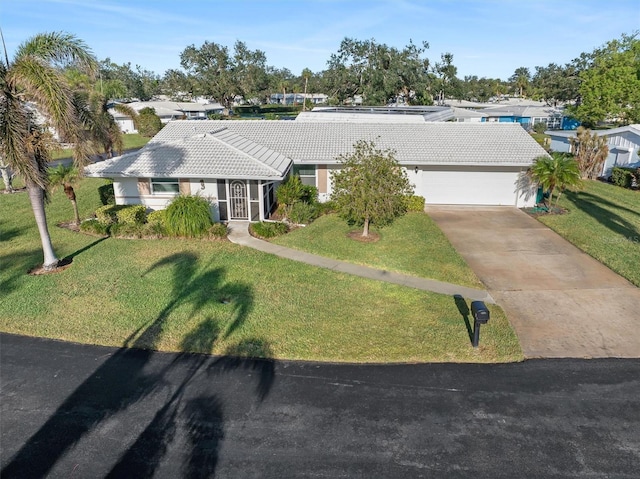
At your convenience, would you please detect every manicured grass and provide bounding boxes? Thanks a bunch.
[51,133,150,159]
[0,179,522,363]
[536,180,640,287]
[271,213,483,288]
[530,132,550,148]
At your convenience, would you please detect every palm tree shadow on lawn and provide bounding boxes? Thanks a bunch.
[2,252,275,478]
[565,190,640,240]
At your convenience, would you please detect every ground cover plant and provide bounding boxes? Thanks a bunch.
[536,180,640,287]
[0,177,521,363]
[272,212,483,289]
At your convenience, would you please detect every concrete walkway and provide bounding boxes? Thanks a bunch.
[427,206,640,359]
[227,221,494,303]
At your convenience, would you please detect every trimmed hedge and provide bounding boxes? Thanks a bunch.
[611,167,637,189]
[146,209,166,227]
[116,205,147,225]
[80,219,109,236]
[98,182,115,205]
[95,204,126,225]
[250,221,288,239]
[405,195,426,212]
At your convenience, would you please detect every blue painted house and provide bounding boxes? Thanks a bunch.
[481,104,578,130]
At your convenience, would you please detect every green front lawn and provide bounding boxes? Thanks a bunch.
[51,133,150,159]
[272,213,483,288]
[0,179,521,363]
[536,180,640,287]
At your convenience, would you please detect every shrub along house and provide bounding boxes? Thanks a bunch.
[84,121,548,221]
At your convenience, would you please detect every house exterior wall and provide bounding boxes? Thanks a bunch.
[550,130,640,176]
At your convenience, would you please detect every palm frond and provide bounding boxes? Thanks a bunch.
[9,55,76,136]
[15,31,97,76]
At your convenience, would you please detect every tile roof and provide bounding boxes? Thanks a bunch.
[149,120,547,166]
[85,128,292,180]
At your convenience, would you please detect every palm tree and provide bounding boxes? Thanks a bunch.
[0,31,97,270]
[49,164,81,226]
[528,153,582,209]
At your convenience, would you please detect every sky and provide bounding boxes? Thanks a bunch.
[2,0,639,81]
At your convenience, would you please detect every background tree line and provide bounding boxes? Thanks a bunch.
[79,31,639,127]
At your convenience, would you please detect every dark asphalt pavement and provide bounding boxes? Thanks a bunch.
[1,333,639,478]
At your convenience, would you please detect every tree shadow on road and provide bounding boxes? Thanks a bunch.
[2,252,274,478]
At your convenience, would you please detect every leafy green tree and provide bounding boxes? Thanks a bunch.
[528,153,582,208]
[324,38,432,105]
[179,40,268,107]
[137,107,162,137]
[572,34,640,126]
[98,58,159,101]
[530,62,581,106]
[433,52,458,104]
[0,31,96,270]
[509,67,531,97]
[49,164,81,225]
[331,140,414,237]
[569,127,609,179]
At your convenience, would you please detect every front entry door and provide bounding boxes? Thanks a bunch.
[229,180,248,220]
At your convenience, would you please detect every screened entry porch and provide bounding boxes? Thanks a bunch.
[215,179,278,222]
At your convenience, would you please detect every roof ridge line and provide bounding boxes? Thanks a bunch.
[205,129,289,176]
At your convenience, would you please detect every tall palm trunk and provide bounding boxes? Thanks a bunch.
[1,162,13,192]
[27,181,58,270]
[64,184,80,225]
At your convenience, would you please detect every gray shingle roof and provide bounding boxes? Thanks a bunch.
[148,121,547,166]
[85,128,292,180]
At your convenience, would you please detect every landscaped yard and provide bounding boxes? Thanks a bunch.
[0,178,522,363]
[536,180,640,287]
[51,133,150,160]
[272,213,483,288]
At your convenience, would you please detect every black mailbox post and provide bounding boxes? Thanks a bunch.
[470,301,490,348]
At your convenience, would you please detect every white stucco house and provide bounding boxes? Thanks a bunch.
[547,124,640,178]
[109,101,225,133]
[84,121,547,222]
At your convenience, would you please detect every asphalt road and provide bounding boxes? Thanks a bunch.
[1,333,639,478]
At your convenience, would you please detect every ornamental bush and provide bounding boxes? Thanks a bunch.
[611,167,635,188]
[289,201,318,225]
[116,205,147,225]
[146,209,166,227]
[404,195,426,212]
[95,204,126,225]
[80,219,109,236]
[250,221,288,239]
[207,222,228,239]
[164,195,213,238]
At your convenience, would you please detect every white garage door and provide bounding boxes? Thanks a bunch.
[413,169,520,206]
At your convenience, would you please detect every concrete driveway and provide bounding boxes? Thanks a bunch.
[427,206,640,358]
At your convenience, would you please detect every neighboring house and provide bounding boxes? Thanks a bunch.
[85,121,547,221]
[547,124,640,178]
[480,104,576,130]
[450,107,488,123]
[109,101,225,133]
[270,93,329,105]
[296,106,454,122]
